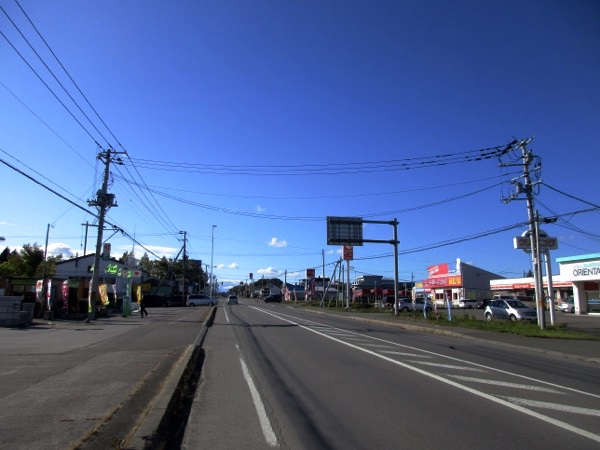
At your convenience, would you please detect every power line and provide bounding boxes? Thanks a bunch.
[123,141,518,176]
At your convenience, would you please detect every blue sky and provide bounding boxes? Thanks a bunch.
[1,0,599,289]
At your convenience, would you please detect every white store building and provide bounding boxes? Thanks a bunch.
[556,253,600,315]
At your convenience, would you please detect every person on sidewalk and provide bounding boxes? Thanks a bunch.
[140,297,148,318]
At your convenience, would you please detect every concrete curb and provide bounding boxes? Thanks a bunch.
[128,305,217,449]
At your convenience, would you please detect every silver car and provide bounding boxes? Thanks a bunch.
[186,294,217,307]
[558,297,575,313]
[484,299,537,321]
[398,298,434,313]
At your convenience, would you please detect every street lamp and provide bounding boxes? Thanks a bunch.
[210,225,216,297]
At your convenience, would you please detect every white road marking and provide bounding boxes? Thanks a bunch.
[502,397,600,417]
[410,361,486,371]
[448,375,565,393]
[258,307,600,400]
[380,351,432,358]
[251,306,600,444]
[360,343,396,349]
[236,344,278,447]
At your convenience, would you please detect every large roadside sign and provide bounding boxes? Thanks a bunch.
[327,216,363,246]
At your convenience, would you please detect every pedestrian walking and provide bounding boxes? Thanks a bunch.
[140,297,148,318]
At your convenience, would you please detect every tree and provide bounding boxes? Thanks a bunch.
[0,249,23,277]
[20,244,45,277]
[0,247,10,263]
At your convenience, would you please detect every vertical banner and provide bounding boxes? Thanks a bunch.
[46,279,52,310]
[62,280,69,312]
[36,280,44,309]
[445,291,452,321]
[98,284,109,305]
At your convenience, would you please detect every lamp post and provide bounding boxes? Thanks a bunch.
[210,225,216,297]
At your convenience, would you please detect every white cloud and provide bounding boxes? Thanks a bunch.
[228,262,239,269]
[134,245,180,259]
[258,267,280,276]
[268,237,287,248]
[47,242,76,258]
[256,205,266,213]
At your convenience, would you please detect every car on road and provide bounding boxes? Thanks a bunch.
[457,299,478,309]
[476,298,491,309]
[227,295,238,305]
[264,294,282,303]
[397,298,433,313]
[558,297,575,313]
[378,296,399,309]
[484,299,537,321]
[186,294,217,307]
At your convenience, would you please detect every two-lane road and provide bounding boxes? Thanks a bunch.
[184,299,600,449]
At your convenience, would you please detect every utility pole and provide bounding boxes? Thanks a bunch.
[500,139,546,329]
[86,148,123,323]
[210,225,216,298]
[180,231,187,297]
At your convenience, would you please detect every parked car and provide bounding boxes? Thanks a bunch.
[558,297,575,313]
[476,298,491,309]
[379,296,397,309]
[398,298,433,313]
[484,299,537,321]
[186,294,217,307]
[457,299,478,309]
[227,295,238,305]
[264,294,282,303]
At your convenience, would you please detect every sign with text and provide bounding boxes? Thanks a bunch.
[513,236,558,252]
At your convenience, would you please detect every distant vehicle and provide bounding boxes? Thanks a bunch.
[186,294,217,307]
[457,299,478,309]
[141,294,170,307]
[476,299,491,309]
[484,299,537,321]
[379,296,398,309]
[558,297,575,313]
[264,294,282,303]
[398,298,433,313]
[227,295,238,305]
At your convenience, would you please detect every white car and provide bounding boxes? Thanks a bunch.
[457,299,478,309]
[186,294,217,307]
[558,297,575,313]
[227,295,238,305]
[484,299,537,321]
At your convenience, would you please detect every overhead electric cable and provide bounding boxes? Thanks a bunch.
[0,6,106,148]
[13,0,125,151]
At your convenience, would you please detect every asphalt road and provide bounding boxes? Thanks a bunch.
[0,306,211,450]
[183,299,600,449]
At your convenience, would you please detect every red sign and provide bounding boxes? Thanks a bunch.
[427,264,449,277]
[422,275,462,289]
[343,246,353,261]
[306,268,315,278]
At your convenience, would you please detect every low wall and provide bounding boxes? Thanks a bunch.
[0,296,33,327]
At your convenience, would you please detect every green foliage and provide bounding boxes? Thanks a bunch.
[0,244,46,277]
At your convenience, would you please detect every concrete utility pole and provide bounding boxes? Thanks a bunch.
[86,148,123,323]
[500,139,546,329]
[180,231,187,296]
[210,225,216,298]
